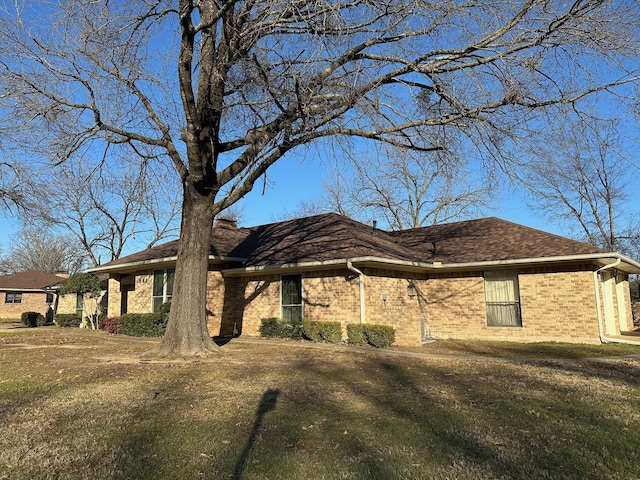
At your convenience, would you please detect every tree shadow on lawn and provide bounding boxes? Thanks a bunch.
[232,388,279,479]
[90,348,640,479]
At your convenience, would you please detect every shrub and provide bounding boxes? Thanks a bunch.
[118,313,167,337]
[259,317,282,338]
[159,301,171,314]
[54,313,81,328]
[21,311,45,328]
[364,324,396,348]
[259,317,302,339]
[302,320,342,344]
[346,323,396,348]
[346,324,367,345]
[99,316,120,334]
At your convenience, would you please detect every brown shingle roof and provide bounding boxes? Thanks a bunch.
[93,213,611,271]
[389,216,608,264]
[0,271,68,290]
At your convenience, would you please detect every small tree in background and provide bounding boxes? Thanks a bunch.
[58,273,102,330]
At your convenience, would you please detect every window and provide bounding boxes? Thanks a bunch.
[484,270,522,327]
[281,274,303,323]
[76,294,84,319]
[5,292,22,304]
[46,292,54,304]
[152,268,175,312]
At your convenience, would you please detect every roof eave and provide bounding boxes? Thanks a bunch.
[86,255,248,274]
[429,252,640,274]
[222,252,640,275]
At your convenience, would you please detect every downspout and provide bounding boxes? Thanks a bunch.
[347,260,365,324]
[591,258,639,345]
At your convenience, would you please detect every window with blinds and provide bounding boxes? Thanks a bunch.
[281,274,303,323]
[484,270,522,327]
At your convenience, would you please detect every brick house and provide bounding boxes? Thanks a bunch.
[0,271,68,322]
[88,213,640,346]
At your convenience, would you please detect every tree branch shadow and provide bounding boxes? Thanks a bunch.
[233,388,280,480]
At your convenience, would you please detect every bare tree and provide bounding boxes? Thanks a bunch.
[327,138,493,230]
[520,117,638,251]
[0,227,87,274]
[0,1,638,356]
[278,139,493,229]
[0,161,24,210]
[25,157,181,266]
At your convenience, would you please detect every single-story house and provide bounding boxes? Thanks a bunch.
[0,271,68,322]
[88,213,640,346]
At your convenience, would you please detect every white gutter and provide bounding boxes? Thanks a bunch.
[591,258,640,345]
[346,260,366,325]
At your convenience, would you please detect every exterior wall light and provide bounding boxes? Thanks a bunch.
[407,281,417,300]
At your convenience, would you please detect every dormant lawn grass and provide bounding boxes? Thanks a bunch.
[1,328,639,480]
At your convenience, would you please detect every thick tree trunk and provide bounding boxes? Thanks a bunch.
[158,182,218,357]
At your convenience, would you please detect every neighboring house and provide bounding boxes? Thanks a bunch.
[0,271,68,322]
[88,214,640,346]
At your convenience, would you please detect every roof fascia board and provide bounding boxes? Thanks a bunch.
[0,288,52,293]
[223,252,640,275]
[86,255,248,274]
[88,251,640,276]
[433,252,640,274]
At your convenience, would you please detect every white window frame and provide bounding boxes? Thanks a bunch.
[152,268,175,313]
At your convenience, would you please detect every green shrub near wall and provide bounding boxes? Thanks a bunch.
[365,324,396,348]
[259,318,302,339]
[21,311,45,328]
[54,313,81,328]
[118,313,167,337]
[301,320,342,344]
[346,324,367,345]
[347,323,396,348]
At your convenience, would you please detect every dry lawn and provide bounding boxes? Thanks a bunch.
[1,327,639,480]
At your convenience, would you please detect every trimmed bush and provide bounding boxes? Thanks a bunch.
[365,324,396,348]
[259,318,281,338]
[346,324,367,345]
[259,317,302,339]
[302,320,342,344]
[54,313,81,328]
[21,311,45,328]
[99,316,120,334]
[346,323,396,348]
[118,313,167,337]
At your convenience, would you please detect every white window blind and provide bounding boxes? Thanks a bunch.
[484,270,522,327]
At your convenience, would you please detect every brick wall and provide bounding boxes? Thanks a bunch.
[518,268,600,343]
[221,274,281,337]
[213,269,361,340]
[97,262,618,346]
[56,293,77,315]
[0,291,54,320]
[364,268,430,346]
[127,271,153,313]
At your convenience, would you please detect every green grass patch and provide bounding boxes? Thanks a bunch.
[0,331,639,479]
